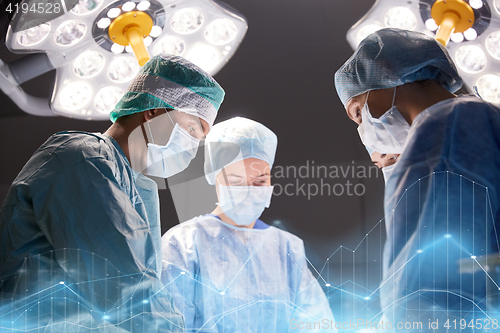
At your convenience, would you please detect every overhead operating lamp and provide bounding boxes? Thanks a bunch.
[346,0,500,105]
[0,0,247,120]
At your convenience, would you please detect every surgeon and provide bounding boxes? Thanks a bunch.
[161,117,335,333]
[365,146,399,182]
[0,54,224,332]
[335,28,500,331]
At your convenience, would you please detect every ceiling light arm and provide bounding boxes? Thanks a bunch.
[0,58,55,116]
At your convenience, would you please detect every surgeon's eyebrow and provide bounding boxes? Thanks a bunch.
[226,173,244,178]
[255,172,271,177]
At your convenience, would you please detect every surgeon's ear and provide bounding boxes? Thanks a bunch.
[143,108,166,122]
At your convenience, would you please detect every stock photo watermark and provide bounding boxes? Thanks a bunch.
[290,318,500,331]
[272,160,380,199]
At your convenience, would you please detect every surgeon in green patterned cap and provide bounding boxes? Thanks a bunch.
[0,54,224,332]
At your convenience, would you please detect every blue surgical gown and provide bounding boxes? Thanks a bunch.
[161,214,335,333]
[381,96,500,329]
[0,131,184,332]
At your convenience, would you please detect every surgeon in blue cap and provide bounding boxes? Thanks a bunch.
[0,55,225,332]
[335,28,500,331]
[161,117,335,333]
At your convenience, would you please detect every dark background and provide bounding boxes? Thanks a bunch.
[0,0,388,321]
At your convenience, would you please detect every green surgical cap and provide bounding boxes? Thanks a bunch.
[110,54,225,127]
[334,28,463,106]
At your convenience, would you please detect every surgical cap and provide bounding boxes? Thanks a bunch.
[204,117,278,185]
[335,28,463,106]
[110,54,225,127]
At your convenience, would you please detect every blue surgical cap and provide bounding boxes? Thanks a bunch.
[110,54,225,127]
[204,117,278,185]
[335,28,463,106]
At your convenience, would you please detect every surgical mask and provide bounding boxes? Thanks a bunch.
[381,163,396,184]
[217,184,274,226]
[357,88,410,155]
[145,112,200,178]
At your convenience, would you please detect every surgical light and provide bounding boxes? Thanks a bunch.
[186,44,219,71]
[384,7,417,30]
[1,0,248,120]
[94,86,124,114]
[204,19,238,45]
[73,51,106,78]
[346,0,500,106]
[59,82,93,111]
[17,22,51,46]
[54,20,87,46]
[486,31,500,59]
[476,74,500,104]
[107,56,139,82]
[153,35,186,56]
[463,27,478,40]
[171,8,204,34]
[451,32,465,43]
[71,0,104,15]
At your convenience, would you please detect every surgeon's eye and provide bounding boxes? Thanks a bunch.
[189,126,195,133]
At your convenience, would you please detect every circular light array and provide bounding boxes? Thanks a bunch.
[455,45,487,73]
[73,51,105,78]
[59,82,92,111]
[150,25,162,38]
[494,0,500,15]
[153,36,186,56]
[476,75,500,104]
[111,43,125,54]
[204,19,237,45]
[71,0,103,15]
[17,22,51,46]
[451,33,464,43]
[107,8,121,19]
[463,28,478,41]
[137,1,151,11]
[470,0,484,9]
[107,57,140,82]
[425,18,438,32]
[486,31,500,60]
[186,45,219,71]
[54,20,87,46]
[171,8,204,34]
[94,86,124,114]
[356,24,382,45]
[384,7,417,30]
[122,1,136,12]
[97,17,111,29]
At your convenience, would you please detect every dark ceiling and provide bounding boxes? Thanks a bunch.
[0,0,385,318]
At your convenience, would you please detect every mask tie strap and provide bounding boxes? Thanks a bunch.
[166,108,176,126]
[145,121,155,145]
[392,87,397,107]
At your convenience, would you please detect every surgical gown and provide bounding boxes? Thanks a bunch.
[381,96,500,330]
[161,215,335,332]
[0,131,184,332]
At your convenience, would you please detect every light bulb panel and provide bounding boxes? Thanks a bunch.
[5,0,248,120]
[346,0,500,106]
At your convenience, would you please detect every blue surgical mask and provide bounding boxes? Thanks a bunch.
[145,112,200,178]
[217,184,274,226]
[357,88,410,155]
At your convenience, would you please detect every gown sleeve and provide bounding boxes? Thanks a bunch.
[381,99,500,327]
[161,224,198,331]
[32,154,185,332]
[292,239,337,333]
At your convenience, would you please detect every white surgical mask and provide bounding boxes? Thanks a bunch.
[145,112,200,178]
[217,184,274,226]
[357,88,410,154]
[381,163,396,184]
